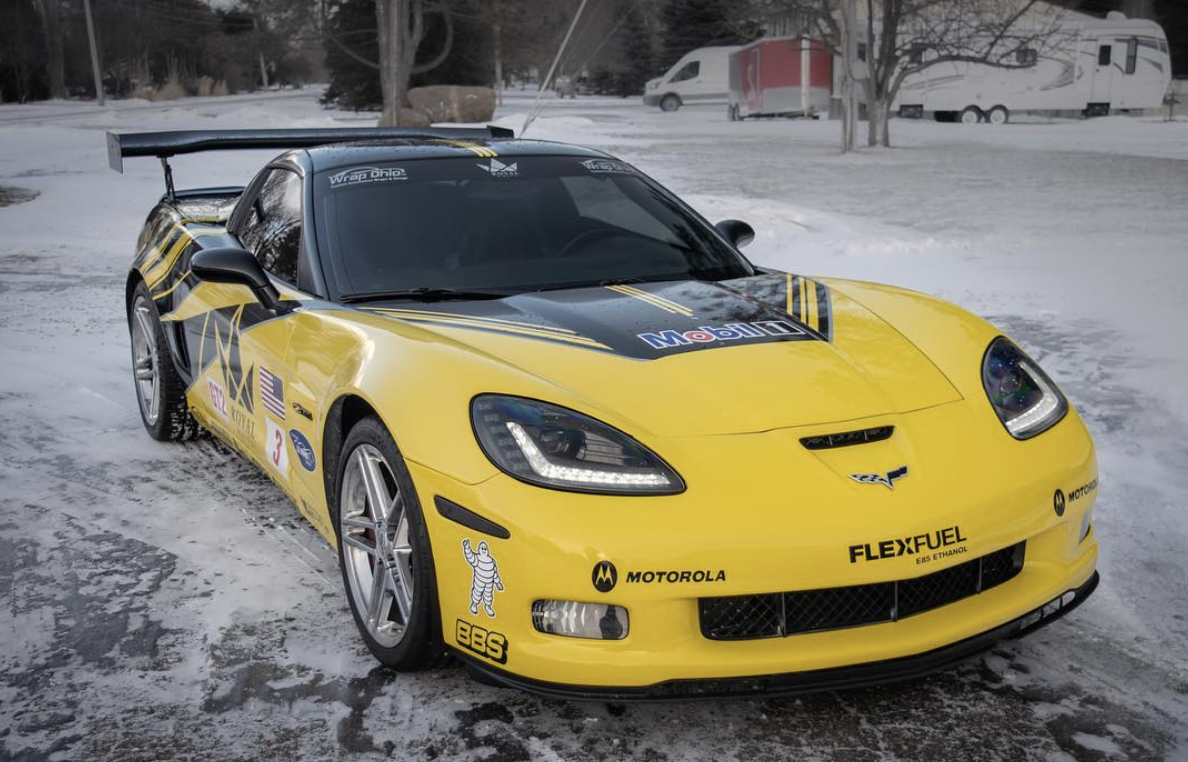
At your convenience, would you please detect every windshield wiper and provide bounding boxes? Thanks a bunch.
[342,287,509,304]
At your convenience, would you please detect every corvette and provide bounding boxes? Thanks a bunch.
[111,126,1098,699]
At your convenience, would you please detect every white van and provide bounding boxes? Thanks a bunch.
[644,46,740,112]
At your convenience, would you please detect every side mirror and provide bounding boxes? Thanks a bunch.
[190,246,283,311]
[715,219,755,249]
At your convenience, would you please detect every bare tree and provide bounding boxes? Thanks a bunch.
[327,0,454,125]
[760,0,1067,148]
[862,0,1066,146]
[33,0,65,99]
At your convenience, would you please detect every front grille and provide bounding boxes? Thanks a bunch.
[700,542,1025,641]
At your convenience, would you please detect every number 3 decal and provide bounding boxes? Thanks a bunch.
[265,418,290,475]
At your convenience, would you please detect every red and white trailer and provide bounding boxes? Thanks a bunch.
[728,37,832,120]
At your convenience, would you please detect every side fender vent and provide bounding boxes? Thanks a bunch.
[800,425,894,451]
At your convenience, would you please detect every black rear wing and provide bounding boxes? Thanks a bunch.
[106,126,514,173]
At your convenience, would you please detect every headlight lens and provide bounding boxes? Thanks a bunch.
[981,337,1068,439]
[471,395,683,494]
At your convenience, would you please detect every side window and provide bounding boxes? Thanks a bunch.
[908,44,927,65]
[239,168,302,285]
[1097,44,1111,66]
[1125,38,1137,74]
[670,61,700,83]
[1016,48,1037,66]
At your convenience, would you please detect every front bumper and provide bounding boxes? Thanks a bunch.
[459,571,1099,700]
[412,403,1099,693]
[642,93,662,107]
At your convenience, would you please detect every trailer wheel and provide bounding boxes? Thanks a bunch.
[660,94,681,112]
[987,106,1009,125]
[959,106,984,124]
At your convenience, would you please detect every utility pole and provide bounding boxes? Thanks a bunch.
[83,0,104,105]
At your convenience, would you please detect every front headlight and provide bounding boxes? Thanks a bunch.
[981,337,1068,439]
[471,395,684,494]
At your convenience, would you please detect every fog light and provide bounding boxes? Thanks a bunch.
[532,600,629,640]
[1079,508,1093,542]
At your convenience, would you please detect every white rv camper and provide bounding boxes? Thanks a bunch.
[895,14,1171,123]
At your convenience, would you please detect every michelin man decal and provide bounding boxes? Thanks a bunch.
[462,539,504,617]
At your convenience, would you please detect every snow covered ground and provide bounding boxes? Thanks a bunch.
[1,88,1187,761]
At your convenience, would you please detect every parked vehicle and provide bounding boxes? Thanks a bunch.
[644,46,739,112]
[109,126,1100,699]
[728,37,833,120]
[896,14,1171,123]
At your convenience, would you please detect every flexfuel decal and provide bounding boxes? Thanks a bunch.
[849,526,969,566]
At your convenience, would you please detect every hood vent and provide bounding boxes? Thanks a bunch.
[800,426,894,451]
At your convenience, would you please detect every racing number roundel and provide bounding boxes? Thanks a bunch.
[592,561,617,593]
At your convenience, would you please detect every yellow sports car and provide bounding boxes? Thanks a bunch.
[112,127,1099,698]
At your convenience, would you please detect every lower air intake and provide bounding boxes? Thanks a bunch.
[700,542,1025,641]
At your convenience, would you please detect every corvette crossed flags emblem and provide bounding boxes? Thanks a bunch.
[849,465,909,489]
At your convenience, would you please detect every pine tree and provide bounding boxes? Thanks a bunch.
[658,0,738,70]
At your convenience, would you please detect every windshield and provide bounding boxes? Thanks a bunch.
[315,156,753,298]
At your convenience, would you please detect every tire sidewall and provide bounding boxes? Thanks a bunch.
[661,94,680,112]
[333,415,442,669]
[129,282,170,440]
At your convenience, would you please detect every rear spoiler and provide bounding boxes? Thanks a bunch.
[106,126,515,200]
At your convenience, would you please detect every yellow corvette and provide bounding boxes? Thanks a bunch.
[112,127,1099,699]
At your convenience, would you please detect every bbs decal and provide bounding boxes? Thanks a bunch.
[456,620,508,664]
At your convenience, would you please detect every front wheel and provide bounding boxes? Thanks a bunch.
[335,415,444,670]
[660,94,681,112]
[128,281,199,441]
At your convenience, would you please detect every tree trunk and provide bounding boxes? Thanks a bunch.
[839,0,859,153]
[493,20,503,106]
[35,0,66,99]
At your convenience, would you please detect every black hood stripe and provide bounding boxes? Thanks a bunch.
[354,273,833,360]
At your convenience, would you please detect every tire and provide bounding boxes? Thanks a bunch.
[334,415,444,670]
[660,94,681,112]
[128,280,199,442]
[959,106,984,124]
[987,105,1009,125]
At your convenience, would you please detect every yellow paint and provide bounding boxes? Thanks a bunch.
[163,263,1096,690]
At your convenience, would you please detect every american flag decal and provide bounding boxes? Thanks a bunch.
[260,367,285,420]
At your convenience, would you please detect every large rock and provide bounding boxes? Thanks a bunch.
[407,86,497,124]
[376,107,432,128]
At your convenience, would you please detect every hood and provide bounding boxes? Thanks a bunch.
[361,274,963,437]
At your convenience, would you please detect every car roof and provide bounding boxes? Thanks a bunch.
[305,137,614,173]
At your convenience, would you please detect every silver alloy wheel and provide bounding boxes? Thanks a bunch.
[340,443,414,648]
[131,294,160,426]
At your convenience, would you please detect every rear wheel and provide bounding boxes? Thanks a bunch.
[987,105,1009,125]
[960,106,984,124]
[335,415,444,670]
[660,94,681,112]
[128,281,199,441]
